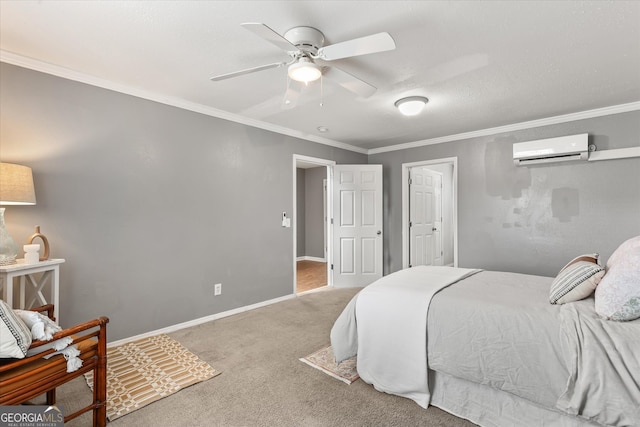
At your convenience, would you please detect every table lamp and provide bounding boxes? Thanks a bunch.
[0,163,36,265]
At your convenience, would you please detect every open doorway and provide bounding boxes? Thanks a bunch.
[294,155,334,294]
[293,155,383,293]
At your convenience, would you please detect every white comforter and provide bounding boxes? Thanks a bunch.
[330,266,481,408]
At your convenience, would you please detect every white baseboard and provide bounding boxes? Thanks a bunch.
[296,285,332,295]
[296,256,326,262]
[107,293,296,348]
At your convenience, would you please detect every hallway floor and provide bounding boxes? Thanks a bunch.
[296,260,327,293]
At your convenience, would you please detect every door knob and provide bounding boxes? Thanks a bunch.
[432,227,437,231]
[377,230,382,235]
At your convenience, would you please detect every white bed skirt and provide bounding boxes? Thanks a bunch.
[428,369,602,427]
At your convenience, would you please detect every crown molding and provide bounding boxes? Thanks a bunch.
[368,101,640,155]
[0,50,367,155]
[3,50,637,158]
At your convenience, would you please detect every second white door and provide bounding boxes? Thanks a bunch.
[409,167,443,267]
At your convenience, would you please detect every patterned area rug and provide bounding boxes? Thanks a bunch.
[85,334,220,421]
[300,345,359,384]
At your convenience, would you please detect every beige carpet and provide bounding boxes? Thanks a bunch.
[300,345,359,384]
[85,334,220,421]
[56,288,475,426]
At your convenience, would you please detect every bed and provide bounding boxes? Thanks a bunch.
[330,237,640,427]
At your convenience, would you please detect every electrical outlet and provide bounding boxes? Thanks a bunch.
[214,283,222,296]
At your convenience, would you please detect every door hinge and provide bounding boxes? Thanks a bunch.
[330,218,334,225]
[409,221,412,228]
[331,264,334,270]
[408,178,412,185]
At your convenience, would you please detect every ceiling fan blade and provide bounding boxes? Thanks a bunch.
[210,62,286,81]
[241,22,298,53]
[317,32,396,61]
[324,67,377,98]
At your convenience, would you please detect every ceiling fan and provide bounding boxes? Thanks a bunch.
[210,23,396,103]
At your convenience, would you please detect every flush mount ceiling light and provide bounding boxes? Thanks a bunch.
[395,96,429,116]
[288,57,322,83]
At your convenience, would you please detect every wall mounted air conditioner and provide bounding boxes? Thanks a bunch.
[513,133,589,166]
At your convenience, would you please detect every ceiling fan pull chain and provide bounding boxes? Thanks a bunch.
[320,75,324,107]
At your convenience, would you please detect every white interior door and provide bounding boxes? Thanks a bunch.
[333,164,383,287]
[409,167,443,267]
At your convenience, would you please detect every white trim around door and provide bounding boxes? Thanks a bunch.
[293,155,336,294]
[402,157,458,269]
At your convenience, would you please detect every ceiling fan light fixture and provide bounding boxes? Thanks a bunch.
[395,96,429,116]
[288,58,322,83]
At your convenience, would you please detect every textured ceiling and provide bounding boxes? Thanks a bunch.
[1,1,639,152]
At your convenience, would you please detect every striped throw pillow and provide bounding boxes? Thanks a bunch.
[550,260,605,304]
[0,299,32,358]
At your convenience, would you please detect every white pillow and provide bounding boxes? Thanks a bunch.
[15,309,61,340]
[0,299,32,359]
[595,236,640,321]
[550,257,604,304]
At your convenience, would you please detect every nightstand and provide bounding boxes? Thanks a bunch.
[0,258,65,321]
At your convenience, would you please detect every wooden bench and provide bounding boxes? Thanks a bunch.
[0,304,109,427]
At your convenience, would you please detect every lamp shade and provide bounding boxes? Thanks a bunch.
[0,163,36,205]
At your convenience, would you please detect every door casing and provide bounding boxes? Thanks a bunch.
[292,156,384,293]
[293,155,335,293]
[402,157,458,269]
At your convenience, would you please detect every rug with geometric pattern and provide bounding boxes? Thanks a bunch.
[84,334,220,421]
[300,345,359,384]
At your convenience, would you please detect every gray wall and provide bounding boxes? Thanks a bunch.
[370,111,640,277]
[295,166,326,260]
[304,167,326,259]
[3,62,639,342]
[0,63,366,340]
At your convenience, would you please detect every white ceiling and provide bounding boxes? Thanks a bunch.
[1,1,639,153]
